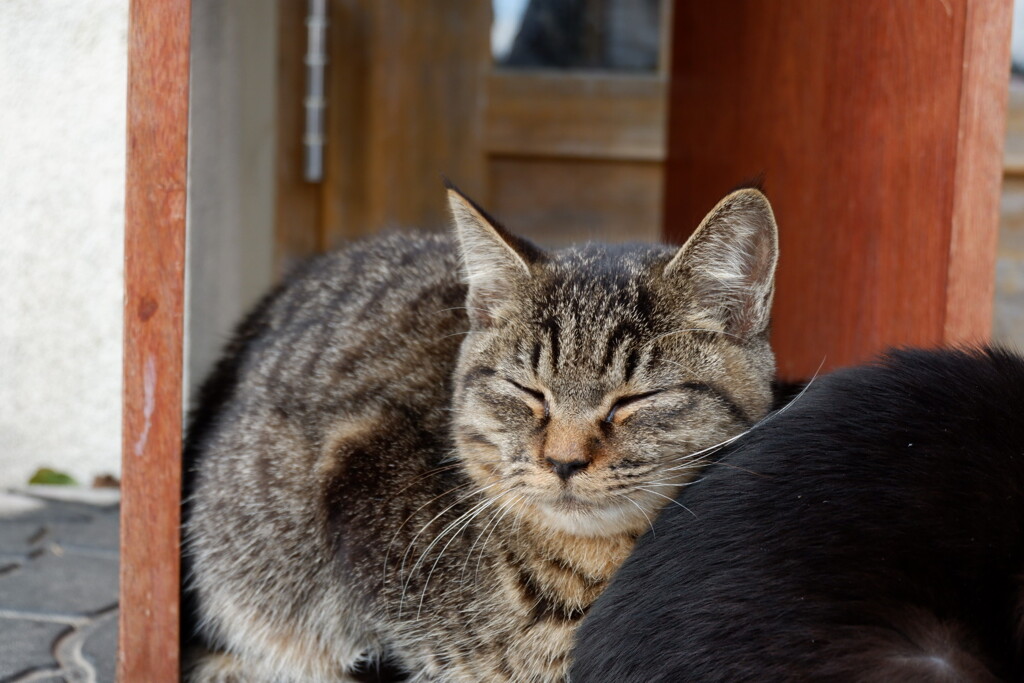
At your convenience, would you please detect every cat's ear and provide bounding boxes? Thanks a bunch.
[665,189,779,339]
[446,183,542,326]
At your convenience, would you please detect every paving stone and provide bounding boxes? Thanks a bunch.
[0,504,93,528]
[0,616,68,680]
[49,513,120,553]
[0,521,48,551]
[81,610,117,683]
[19,500,108,522]
[0,498,121,681]
[0,547,117,616]
[0,558,27,577]
[0,497,120,558]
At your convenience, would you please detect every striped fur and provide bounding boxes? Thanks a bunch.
[183,187,779,681]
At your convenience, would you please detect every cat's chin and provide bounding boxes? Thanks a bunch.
[531,496,652,538]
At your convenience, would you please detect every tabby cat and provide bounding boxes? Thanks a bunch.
[183,185,779,682]
[572,347,1024,682]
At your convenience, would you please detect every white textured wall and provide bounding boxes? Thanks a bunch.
[0,1,128,488]
[0,0,278,488]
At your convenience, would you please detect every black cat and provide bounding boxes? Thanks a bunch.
[572,347,1024,682]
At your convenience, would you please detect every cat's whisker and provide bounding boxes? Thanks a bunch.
[461,492,519,583]
[399,497,486,585]
[434,329,472,342]
[400,497,491,618]
[431,305,515,327]
[399,481,497,562]
[387,462,464,499]
[412,494,498,578]
[416,493,509,619]
[403,486,506,588]
[769,359,824,417]
[660,435,745,470]
[607,466,661,481]
[707,461,774,477]
[660,453,719,471]
[642,473,706,487]
[657,357,702,377]
[476,495,527,581]
[395,482,501,617]
[654,365,826,485]
[659,458,719,475]
[635,487,698,519]
[382,480,476,595]
[677,360,824,473]
[615,492,657,536]
[421,499,512,601]
[617,465,691,490]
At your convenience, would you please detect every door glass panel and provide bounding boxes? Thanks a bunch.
[492,0,663,71]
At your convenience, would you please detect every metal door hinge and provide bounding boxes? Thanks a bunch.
[303,0,328,182]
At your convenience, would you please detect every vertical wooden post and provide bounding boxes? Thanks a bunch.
[945,1,1014,342]
[120,1,190,680]
[664,0,1012,379]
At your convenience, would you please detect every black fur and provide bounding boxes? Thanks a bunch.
[572,347,1024,682]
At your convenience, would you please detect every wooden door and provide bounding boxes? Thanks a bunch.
[664,0,1012,380]
[275,0,672,274]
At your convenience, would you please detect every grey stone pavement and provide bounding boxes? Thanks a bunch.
[0,488,119,682]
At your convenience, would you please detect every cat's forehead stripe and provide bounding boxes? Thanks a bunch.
[599,320,639,375]
[623,348,641,384]
[530,341,542,374]
[542,316,561,371]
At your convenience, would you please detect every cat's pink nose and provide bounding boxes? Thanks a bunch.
[546,457,589,481]
[541,419,598,480]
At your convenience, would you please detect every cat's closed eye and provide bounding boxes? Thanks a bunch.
[506,379,549,417]
[605,391,661,424]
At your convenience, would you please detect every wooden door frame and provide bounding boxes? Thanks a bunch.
[120,0,190,679]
